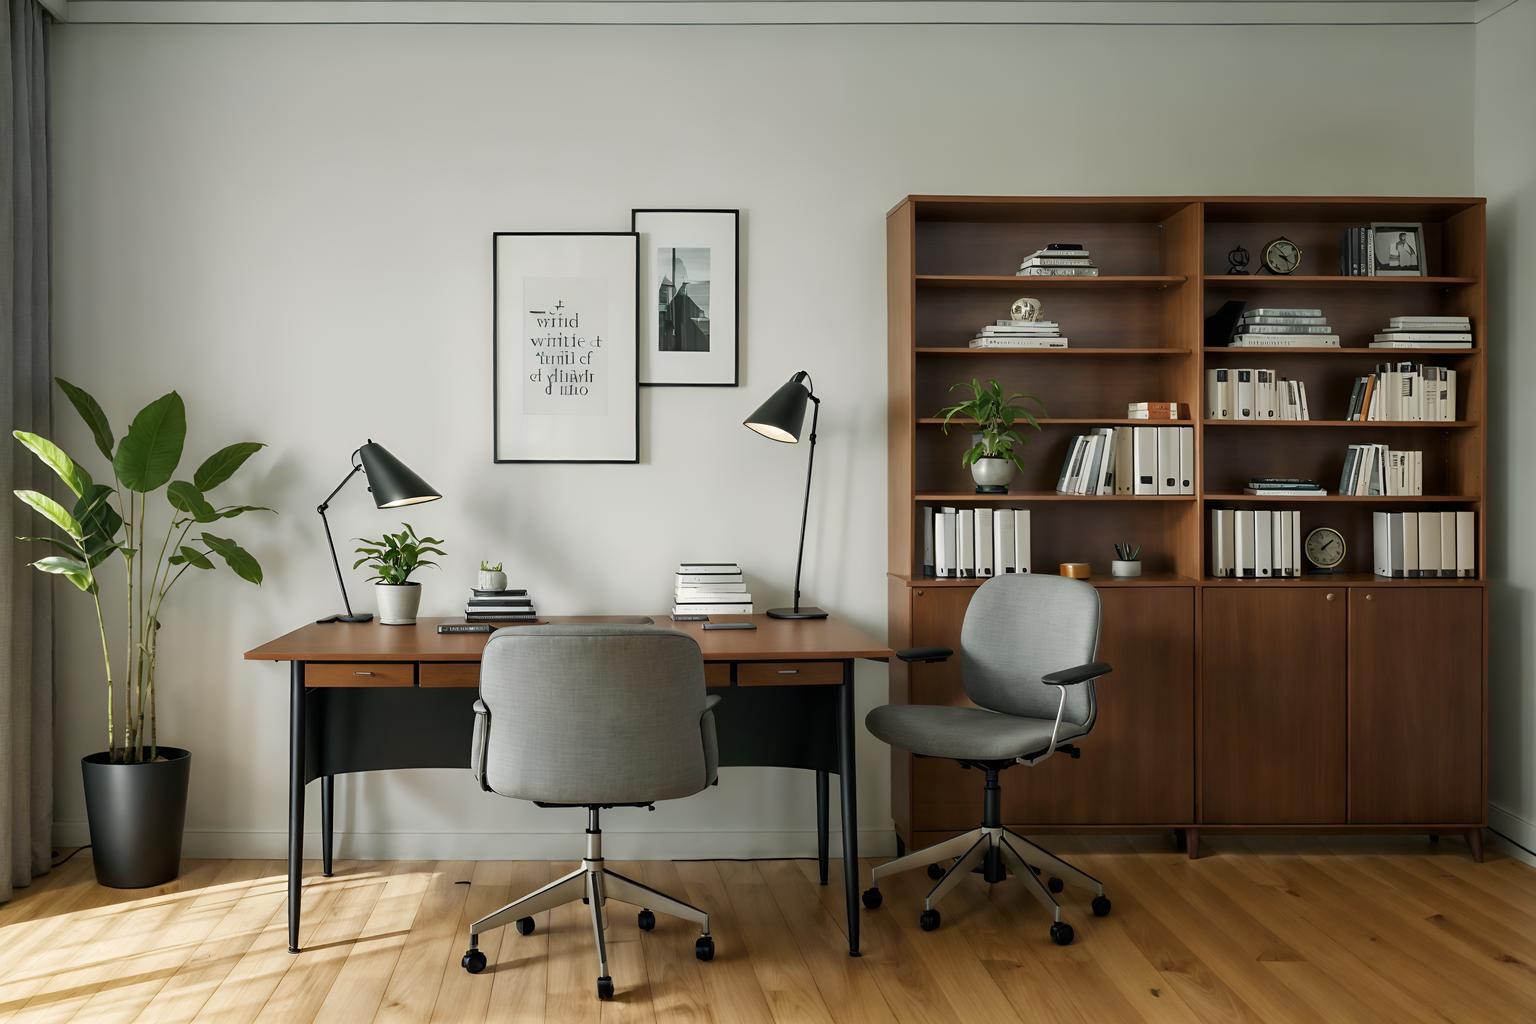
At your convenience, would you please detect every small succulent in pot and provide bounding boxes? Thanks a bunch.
[936,378,1045,493]
[354,523,446,624]
[478,560,507,592]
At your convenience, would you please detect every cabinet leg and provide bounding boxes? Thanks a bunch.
[1467,828,1484,862]
[1185,828,1201,860]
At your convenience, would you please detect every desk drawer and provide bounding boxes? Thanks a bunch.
[307,663,415,688]
[737,661,842,686]
[704,662,732,687]
[421,663,481,688]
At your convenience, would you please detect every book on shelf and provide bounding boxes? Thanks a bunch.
[1229,309,1337,347]
[922,506,1032,578]
[1374,510,1475,578]
[1368,340,1472,349]
[1243,476,1327,496]
[1339,444,1423,496]
[1348,363,1456,421]
[1054,425,1192,496]
[1230,335,1341,348]
[1211,508,1304,578]
[1207,368,1310,420]
[1127,401,1187,420]
[1371,314,1473,349]
[969,338,1069,349]
[1017,266,1100,277]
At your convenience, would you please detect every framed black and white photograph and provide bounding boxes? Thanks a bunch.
[632,209,739,386]
[493,232,638,463]
[1371,221,1426,276]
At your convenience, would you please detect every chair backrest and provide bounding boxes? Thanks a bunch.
[960,574,1101,728]
[475,624,717,805]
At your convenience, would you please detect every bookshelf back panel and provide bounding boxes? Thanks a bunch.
[1203,221,1449,278]
[915,220,1169,277]
[914,355,1186,419]
[1203,428,1462,495]
[1202,283,1478,350]
[914,502,1188,578]
[916,285,1181,349]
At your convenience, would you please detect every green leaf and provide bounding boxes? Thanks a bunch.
[169,546,214,570]
[193,442,265,492]
[201,533,262,584]
[166,480,220,523]
[113,392,186,492]
[30,555,95,592]
[73,484,124,567]
[12,431,91,498]
[55,377,115,462]
[215,504,275,520]
[17,535,78,556]
[15,489,84,541]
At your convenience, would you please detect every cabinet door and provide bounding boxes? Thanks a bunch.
[1201,587,1346,823]
[1348,587,1482,824]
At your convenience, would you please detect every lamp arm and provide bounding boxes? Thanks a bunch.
[318,457,364,618]
[791,393,820,615]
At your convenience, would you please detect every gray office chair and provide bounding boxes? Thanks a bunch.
[461,624,720,1000]
[861,573,1113,945]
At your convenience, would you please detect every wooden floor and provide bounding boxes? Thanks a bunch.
[4,835,1536,1022]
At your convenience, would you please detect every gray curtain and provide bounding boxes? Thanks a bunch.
[1,0,52,904]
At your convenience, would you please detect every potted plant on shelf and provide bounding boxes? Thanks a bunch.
[12,380,272,888]
[937,378,1046,493]
[478,560,507,592]
[354,523,445,625]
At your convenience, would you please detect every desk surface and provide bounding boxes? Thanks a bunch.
[244,614,891,664]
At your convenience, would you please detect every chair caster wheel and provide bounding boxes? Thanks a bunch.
[1092,895,1112,917]
[919,908,941,931]
[861,888,883,910]
[1047,876,1064,894]
[596,976,614,999]
[927,863,945,880]
[1050,921,1075,946]
[695,935,715,961]
[515,916,535,936]
[461,948,487,974]
[637,909,656,931]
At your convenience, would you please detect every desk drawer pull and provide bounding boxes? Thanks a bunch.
[354,671,375,676]
[777,668,798,675]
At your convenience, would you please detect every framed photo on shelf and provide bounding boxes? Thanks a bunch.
[632,209,739,386]
[493,232,639,463]
[1370,221,1426,276]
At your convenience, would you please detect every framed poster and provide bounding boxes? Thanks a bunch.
[632,209,739,386]
[1370,221,1426,277]
[493,232,638,463]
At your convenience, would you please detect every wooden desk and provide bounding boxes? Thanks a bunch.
[246,614,891,957]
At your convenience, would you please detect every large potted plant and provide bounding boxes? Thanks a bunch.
[936,377,1046,493]
[354,523,445,625]
[12,379,271,888]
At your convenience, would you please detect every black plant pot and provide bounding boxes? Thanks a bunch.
[80,747,191,888]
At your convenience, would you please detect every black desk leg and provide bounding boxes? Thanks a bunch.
[816,770,829,885]
[288,662,306,953]
[321,775,334,877]
[838,660,860,956]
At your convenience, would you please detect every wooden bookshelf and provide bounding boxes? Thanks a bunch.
[886,195,1487,858]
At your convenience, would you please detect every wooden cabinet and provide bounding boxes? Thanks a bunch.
[1349,588,1483,823]
[1201,587,1347,824]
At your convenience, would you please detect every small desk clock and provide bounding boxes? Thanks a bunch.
[1262,236,1302,275]
[1304,526,1347,572]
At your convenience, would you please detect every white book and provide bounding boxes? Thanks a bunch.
[1231,335,1341,347]
[1212,509,1235,578]
[1439,510,1457,578]
[1132,428,1158,496]
[1390,316,1469,328]
[675,572,744,585]
[1235,369,1255,420]
[1291,510,1302,578]
[1247,307,1323,318]
[1178,427,1195,495]
[1418,511,1441,577]
[1275,510,1292,578]
[1017,266,1099,277]
[1014,509,1032,573]
[1254,507,1273,578]
[1240,315,1330,326]
[1112,428,1134,495]
[676,580,747,593]
[994,508,1016,574]
[1369,341,1473,350]
[1025,248,1091,258]
[975,508,995,578]
[936,508,958,578]
[1056,436,1085,493]
[674,591,754,603]
[1235,509,1257,578]
[1298,380,1311,420]
[1374,332,1473,342]
[1414,450,1423,496]
[1076,433,1105,496]
[1206,368,1230,420]
[1256,370,1278,419]
[1373,512,1402,578]
[1455,510,1475,577]
[1156,426,1180,495]
[671,603,756,615]
[958,509,976,578]
[1095,427,1117,495]
[677,562,741,573]
[969,339,1070,349]
[1402,511,1420,577]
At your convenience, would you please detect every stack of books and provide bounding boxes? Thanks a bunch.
[969,319,1067,349]
[1370,315,1472,349]
[464,587,536,623]
[1126,401,1186,420]
[1347,363,1456,421]
[920,506,1032,578]
[1229,308,1339,348]
[1206,368,1311,420]
[1374,511,1475,578]
[672,563,753,617]
[1340,445,1423,496]
[1211,509,1305,578]
[1015,243,1098,278]
[1243,477,1327,497]
[1340,226,1375,276]
[1055,425,1193,496]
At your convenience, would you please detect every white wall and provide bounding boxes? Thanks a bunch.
[1478,0,1536,852]
[49,23,1476,858]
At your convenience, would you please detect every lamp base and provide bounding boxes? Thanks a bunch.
[766,606,828,620]
[316,612,375,624]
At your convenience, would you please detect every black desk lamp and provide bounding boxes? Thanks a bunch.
[316,441,441,624]
[744,371,828,620]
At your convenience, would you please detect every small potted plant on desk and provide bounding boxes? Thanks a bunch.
[937,378,1045,493]
[478,560,507,592]
[354,523,445,625]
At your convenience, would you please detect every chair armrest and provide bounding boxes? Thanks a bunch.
[896,646,953,664]
[1041,661,1112,687]
[470,698,492,792]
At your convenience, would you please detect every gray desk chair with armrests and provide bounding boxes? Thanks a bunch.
[861,573,1113,945]
[461,624,721,1000]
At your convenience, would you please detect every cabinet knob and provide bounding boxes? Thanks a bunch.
[1325,593,1336,602]
[1365,593,1373,601]
[916,589,925,597]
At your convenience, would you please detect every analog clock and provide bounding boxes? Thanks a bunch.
[1262,236,1302,275]
[1304,526,1347,572]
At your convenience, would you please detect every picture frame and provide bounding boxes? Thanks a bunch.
[493,232,639,463]
[632,209,740,386]
[1370,221,1426,277]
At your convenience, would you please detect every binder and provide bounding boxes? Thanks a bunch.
[1256,370,1277,419]
[1056,436,1084,493]
[1254,507,1273,578]
[1373,511,1400,577]
[975,508,995,577]
[1076,434,1103,496]
[1113,428,1134,495]
[1206,368,1230,419]
[958,509,976,578]
[1212,509,1235,577]
[1156,426,1180,495]
[1291,510,1302,579]
[1235,509,1257,578]
[1178,427,1195,495]
[994,508,1017,574]
[1439,511,1457,578]
[921,505,935,577]
[1402,511,1420,577]
[936,508,958,578]
[1014,509,1032,573]
[1235,368,1255,420]
[1095,427,1117,495]
[1132,427,1158,495]
[1417,510,1441,577]
[1273,511,1289,578]
[1455,510,1475,577]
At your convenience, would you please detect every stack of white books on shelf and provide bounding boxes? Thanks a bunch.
[1015,244,1099,277]
[1346,362,1457,421]
[969,319,1067,349]
[1243,478,1327,497]
[1126,401,1186,420]
[1228,308,1340,348]
[672,563,753,617]
[1055,426,1193,496]
[1210,508,1304,578]
[920,506,1032,579]
[1374,511,1475,578]
[1206,368,1311,420]
[1370,315,1472,349]
[1340,445,1423,496]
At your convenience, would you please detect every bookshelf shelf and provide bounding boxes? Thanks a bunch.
[920,417,1195,427]
[1202,419,1476,429]
[917,347,1191,357]
[1203,346,1479,357]
[916,274,1186,289]
[1205,275,1476,286]
[1201,573,1483,587]
[889,572,1196,589]
[915,493,1195,504]
[1204,494,1478,504]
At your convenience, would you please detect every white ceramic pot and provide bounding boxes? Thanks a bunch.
[1111,560,1143,578]
[970,456,1016,493]
[376,582,422,625]
[477,569,508,592]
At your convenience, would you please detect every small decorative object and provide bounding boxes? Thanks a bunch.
[1111,543,1143,578]
[1226,245,1251,275]
[478,560,508,592]
[354,523,446,625]
[743,371,829,619]
[1059,562,1092,580]
[1204,300,1247,347]
[936,378,1045,494]
[1009,297,1042,323]
[632,209,739,386]
[1370,222,1425,276]
[1261,236,1302,275]
[493,232,639,462]
[1304,526,1347,572]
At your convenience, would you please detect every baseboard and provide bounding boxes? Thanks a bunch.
[51,821,899,862]
[1489,801,1536,860]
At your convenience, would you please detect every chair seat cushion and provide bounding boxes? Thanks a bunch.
[866,703,1083,761]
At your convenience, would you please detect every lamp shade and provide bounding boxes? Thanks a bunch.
[357,442,441,508]
[744,372,812,443]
